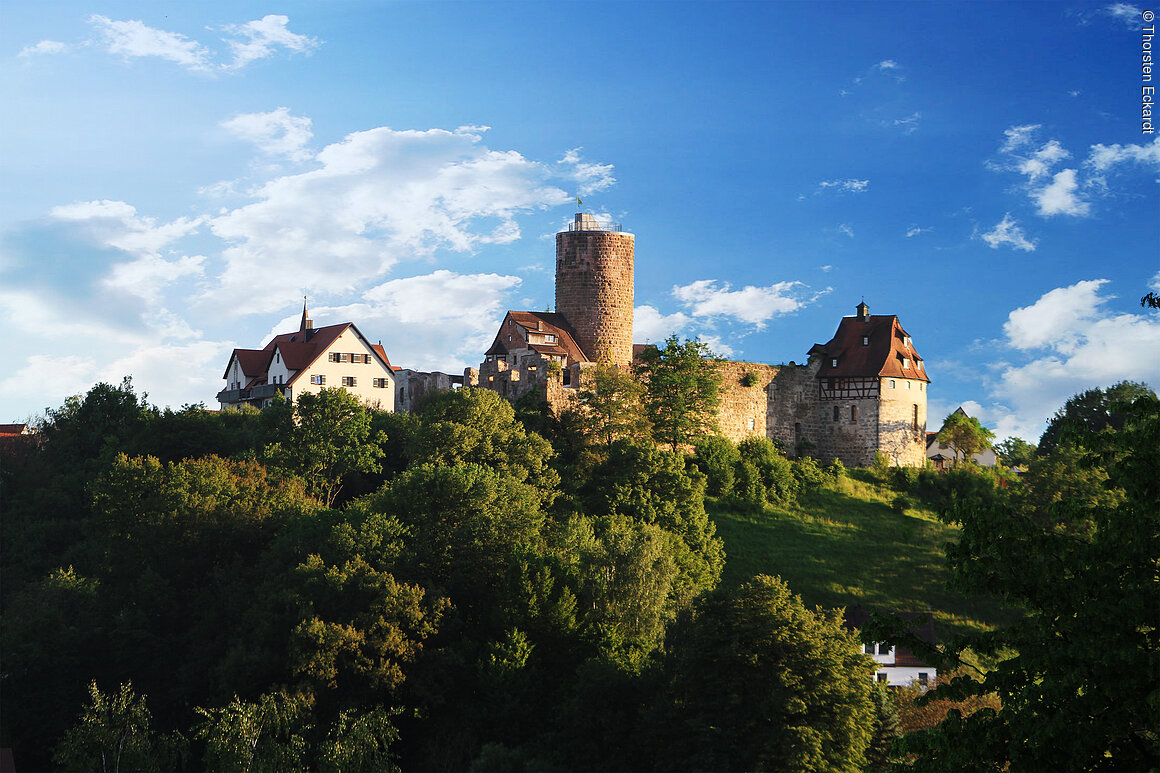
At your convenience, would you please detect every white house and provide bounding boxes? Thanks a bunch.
[218,302,398,411]
[845,606,938,688]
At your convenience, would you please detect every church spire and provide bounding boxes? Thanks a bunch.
[300,296,313,333]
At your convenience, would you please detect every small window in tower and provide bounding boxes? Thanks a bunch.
[748,418,756,431]
[913,404,919,431]
[833,406,840,422]
[889,379,896,388]
[850,406,857,422]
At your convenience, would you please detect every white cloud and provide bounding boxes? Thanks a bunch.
[222,108,314,161]
[1003,279,1109,351]
[980,214,1037,252]
[1016,139,1070,181]
[819,178,870,193]
[18,40,68,57]
[1086,137,1160,171]
[205,125,577,313]
[1105,2,1144,25]
[89,15,212,71]
[838,223,855,238]
[1001,124,1041,153]
[633,305,691,343]
[671,279,811,328]
[906,225,933,237]
[1035,168,1089,216]
[893,112,921,134]
[559,149,617,196]
[49,200,205,255]
[221,14,320,70]
[875,59,900,70]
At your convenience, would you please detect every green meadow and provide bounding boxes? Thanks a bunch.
[707,471,1016,640]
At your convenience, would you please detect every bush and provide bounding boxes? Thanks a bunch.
[871,451,891,480]
[791,456,826,494]
[826,458,847,479]
[740,371,760,388]
[738,437,797,503]
[891,495,910,514]
[890,465,919,492]
[691,436,739,498]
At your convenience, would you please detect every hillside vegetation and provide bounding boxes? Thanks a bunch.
[708,472,1014,640]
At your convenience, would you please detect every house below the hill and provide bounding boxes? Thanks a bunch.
[844,605,938,688]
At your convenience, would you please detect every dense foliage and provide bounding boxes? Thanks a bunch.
[5,376,1155,772]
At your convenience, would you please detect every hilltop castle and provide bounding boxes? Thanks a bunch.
[219,213,929,467]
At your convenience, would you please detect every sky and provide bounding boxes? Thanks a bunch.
[2,1,1158,442]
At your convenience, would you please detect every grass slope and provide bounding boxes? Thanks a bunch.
[707,471,1015,640]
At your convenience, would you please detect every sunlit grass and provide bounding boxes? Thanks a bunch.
[708,474,1017,640]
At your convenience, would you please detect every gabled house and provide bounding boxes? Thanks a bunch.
[845,605,938,688]
[218,301,397,411]
[927,407,998,469]
[769,301,931,467]
[473,310,590,400]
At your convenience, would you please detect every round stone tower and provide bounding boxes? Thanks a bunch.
[555,213,635,367]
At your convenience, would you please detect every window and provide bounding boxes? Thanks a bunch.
[862,336,869,346]
[508,335,512,342]
[905,336,912,347]
[876,673,888,684]
[373,378,388,388]
[748,418,756,431]
[330,352,349,363]
[889,379,896,388]
[311,375,325,385]
[831,358,839,368]
[342,376,356,387]
[545,334,556,343]
[850,406,857,422]
[275,352,281,363]
[878,643,892,656]
[913,404,920,431]
[864,643,875,655]
[833,406,840,422]
[902,357,911,369]
[918,672,929,685]
[906,380,912,389]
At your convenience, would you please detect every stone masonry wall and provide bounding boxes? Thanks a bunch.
[555,229,635,367]
[878,378,928,467]
[714,361,780,443]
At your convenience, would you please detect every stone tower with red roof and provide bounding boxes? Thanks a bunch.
[766,301,930,467]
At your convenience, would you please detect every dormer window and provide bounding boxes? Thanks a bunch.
[831,358,839,368]
[861,336,869,346]
[902,358,911,369]
[905,336,912,347]
[545,334,556,343]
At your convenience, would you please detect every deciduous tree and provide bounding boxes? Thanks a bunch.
[634,335,722,450]
[934,410,995,465]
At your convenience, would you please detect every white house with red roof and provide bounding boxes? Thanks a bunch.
[845,605,938,688]
[218,301,398,411]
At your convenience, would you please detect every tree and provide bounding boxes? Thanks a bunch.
[569,365,649,448]
[865,682,902,770]
[1037,380,1154,454]
[648,575,875,772]
[195,690,312,773]
[53,681,186,773]
[993,436,1036,468]
[898,391,1160,770]
[262,388,386,507]
[634,335,723,450]
[934,409,994,465]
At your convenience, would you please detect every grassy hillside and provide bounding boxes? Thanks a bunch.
[707,471,1016,640]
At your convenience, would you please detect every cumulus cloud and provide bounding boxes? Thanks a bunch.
[980,214,1037,252]
[988,279,1160,439]
[671,279,814,328]
[221,14,320,70]
[205,125,578,312]
[1035,168,1090,216]
[89,15,213,71]
[18,40,68,57]
[1086,137,1160,172]
[633,305,692,343]
[222,108,314,161]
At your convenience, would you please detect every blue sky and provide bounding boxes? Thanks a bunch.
[2,1,1157,441]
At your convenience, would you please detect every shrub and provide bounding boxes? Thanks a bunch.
[738,437,797,503]
[740,371,760,388]
[890,465,919,492]
[871,451,891,480]
[826,458,847,479]
[792,456,826,494]
[691,436,739,498]
[891,495,910,514]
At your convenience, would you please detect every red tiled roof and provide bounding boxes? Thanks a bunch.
[812,314,929,382]
[485,311,590,363]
